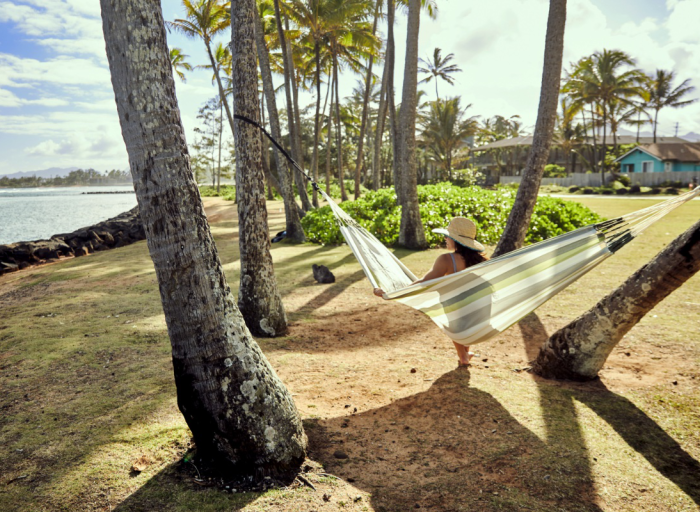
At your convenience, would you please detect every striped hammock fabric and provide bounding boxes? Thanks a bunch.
[321,187,700,346]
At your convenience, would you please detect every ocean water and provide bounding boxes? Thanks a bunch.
[0,186,138,245]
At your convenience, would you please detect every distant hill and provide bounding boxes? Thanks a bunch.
[681,132,700,142]
[0,167,80,179]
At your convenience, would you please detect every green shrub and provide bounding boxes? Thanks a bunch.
[543,164,567,178]
[302,183,604,247]
[582,187,595,194]
[600,188,614,195]
[650,187,662,194]
[611,180,625,190]
[663,187,680,195]
[568,186,580,193]
[199,185,236,201]
[616,175,631,186]
[629,184,641,194]
[615,187,629,195]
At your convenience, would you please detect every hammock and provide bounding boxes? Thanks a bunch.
[326,187,700,345]
[234,114,700,346]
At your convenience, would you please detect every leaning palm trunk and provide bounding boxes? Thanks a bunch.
[232,0,289,337]
[396,0,426,249]
[100,0,306,478]
[254,8,305,241]
[310,41,322,208]
[206,44,236,137]
[533,218,700,381]
[325,76,334,195]
[493,0,567,257]
[386,0,401,203]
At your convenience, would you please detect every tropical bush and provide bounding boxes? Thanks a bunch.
[199,185,236,201]
[302,183,604,247]
[543,164,567,178]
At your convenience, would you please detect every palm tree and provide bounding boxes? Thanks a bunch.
[420,97,479,178]
[397,0,426,249]
[200,42,231,192]
[563,50,645,177]
[100,0,306,478]
[646,69,697,142]
[418,47,461,99]
[493,0,567,258]
[556,98,585,173]
[169,47,193,82]
[232,0,289,338]
[254,1,306,241]
[167,0,235,134]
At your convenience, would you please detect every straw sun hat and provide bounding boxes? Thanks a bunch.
[432,217,485,252]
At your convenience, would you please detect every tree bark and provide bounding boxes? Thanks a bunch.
[311,39,322,207]
[326,74,334,195]
[386,0,401,203]
[100,0,306,479]
[493,0,567,257]
[533,218,700,380]
[206,43,236,137]
[254,8,305,241]
[373,49,389,191]
[272,0,311,212]
[397,0,426,249]
[353,0,380,200]
[232,0,289,338]
[284,13,313,212]
[333,53,348,201]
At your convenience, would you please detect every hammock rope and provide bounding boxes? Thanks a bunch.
[234,114,700,346]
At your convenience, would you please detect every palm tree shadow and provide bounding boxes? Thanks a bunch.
[306,369,604,512]
[518,313,700,506]
[113,461,258,511]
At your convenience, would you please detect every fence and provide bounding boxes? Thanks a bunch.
[501,171,700,188]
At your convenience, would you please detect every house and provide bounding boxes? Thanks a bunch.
[615,143,700,173]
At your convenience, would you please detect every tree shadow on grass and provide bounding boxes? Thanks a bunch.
[306,368,604,512]
[518,313,700,506]
[112,462,259,512]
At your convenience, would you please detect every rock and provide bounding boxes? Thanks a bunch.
[410,368,417,373]
[0,206,144,275]
[333,450,349,459]
[312,264,335,284]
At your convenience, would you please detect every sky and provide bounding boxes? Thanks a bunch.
[0,0,698,175]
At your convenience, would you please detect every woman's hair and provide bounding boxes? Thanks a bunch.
[454,242,489,267]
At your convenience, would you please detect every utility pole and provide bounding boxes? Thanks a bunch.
[675,122,679,137]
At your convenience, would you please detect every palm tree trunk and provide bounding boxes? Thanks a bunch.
[353,0,381,200]
[333,53,348,202]
[533,217,700,380]
[232,0,288,337]
[373,60,389,190]
[311,40,322,208]
[397,0,426,249]
[589,105,599,174]
[601,105,607,183]
[386,0,401,203]
[272,0,311,212]
[493,0,567,257]
[205,44,235,136]
[100,0,306,478]
[217,96,223,193]
[326,74,334,195]
[254,8,305,241]
[653,108,660,143]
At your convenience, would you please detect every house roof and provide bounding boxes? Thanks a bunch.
[615,142,700,163]
[474,135,690,151]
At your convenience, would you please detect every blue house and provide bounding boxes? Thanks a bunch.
[615,143,700,173]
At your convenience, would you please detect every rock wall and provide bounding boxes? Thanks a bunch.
[0,207,145,276]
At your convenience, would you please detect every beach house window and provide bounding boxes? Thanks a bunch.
[664,161,672,172]
[622,163,634,173]
[642,161,653,173]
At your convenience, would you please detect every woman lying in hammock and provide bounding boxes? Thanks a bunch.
[374,217,489,367]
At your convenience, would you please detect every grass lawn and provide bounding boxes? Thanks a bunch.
[1,195,699,512]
